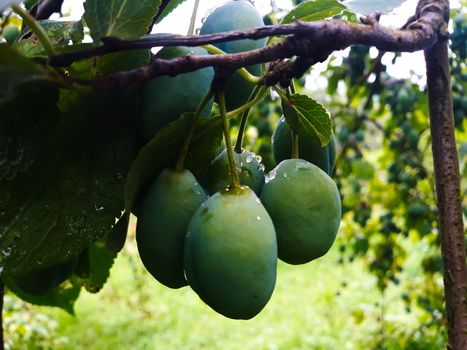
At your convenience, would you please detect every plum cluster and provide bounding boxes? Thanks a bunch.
[136,1,342,320]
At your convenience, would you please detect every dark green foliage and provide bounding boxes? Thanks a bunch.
[16,20,84,57]
[13,258,76,296]
[83,0,162,42]
[184,187,277,319]
[0,88,138,275]
[136,169,207,289]
[200,0,266,110]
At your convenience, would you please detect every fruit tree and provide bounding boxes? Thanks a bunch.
[0,0,465,349]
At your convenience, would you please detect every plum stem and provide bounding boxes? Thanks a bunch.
[234,85,262,153]
[286,85,300,159]
[292,131,299,159]
[218,91,240,189]
[202,44,261,85]
[175,89,214,171]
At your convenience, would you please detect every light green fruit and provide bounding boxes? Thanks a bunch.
[260,159,341,264]
[136,169,207,289]
[184,186,277,319]
[200,0,266,110]
[139,46,214,142]
[201,148,265,195]
[3,25,20,44]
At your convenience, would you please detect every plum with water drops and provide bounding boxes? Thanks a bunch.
[261,159,341,264]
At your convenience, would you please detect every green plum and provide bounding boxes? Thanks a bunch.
[201,148,265,195]
[272,116,336,175]
[261,159,341,264]
[184,186,277,319]
[139,46,214,142]
[136,169,207,289]
[13,259,77,296]
[200,0,266,110]
[3,25,20,44]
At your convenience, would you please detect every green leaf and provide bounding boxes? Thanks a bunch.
[0,86,60,181]
[83,0,162,42]
[0,89,138,275]
[125,113,222,213]
[16,20,84,57]
[82,242,117,293]
[155,0,188,24]
[282,93,333,146]
[4,277,81,314]
[24,0,40,10]
[0,44,58,102]
[282,0,346,24]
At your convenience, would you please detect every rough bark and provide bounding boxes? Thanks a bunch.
[424,6,467,349]
[50,0,450,91]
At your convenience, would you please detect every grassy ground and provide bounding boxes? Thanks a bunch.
[25,232,432,350]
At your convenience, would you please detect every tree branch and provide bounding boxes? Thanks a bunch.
[424,18,467,350]
[51,2,444,68]
[49,0,448,90]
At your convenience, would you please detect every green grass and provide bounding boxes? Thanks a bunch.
[28,234,433,350]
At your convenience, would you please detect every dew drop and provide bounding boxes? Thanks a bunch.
[245,153,255,163]
[260,164,266,171]
[256,216,261,220]
[2,247,11,257]
[255,155,262,163]
[0,266,4,275]
[255,198,261,203]
[295,160,311,170]
[283,172,289,179]
[94,204,105,212]
[265,168,277,183]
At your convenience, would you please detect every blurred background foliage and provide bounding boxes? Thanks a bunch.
[2,1,466,349]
